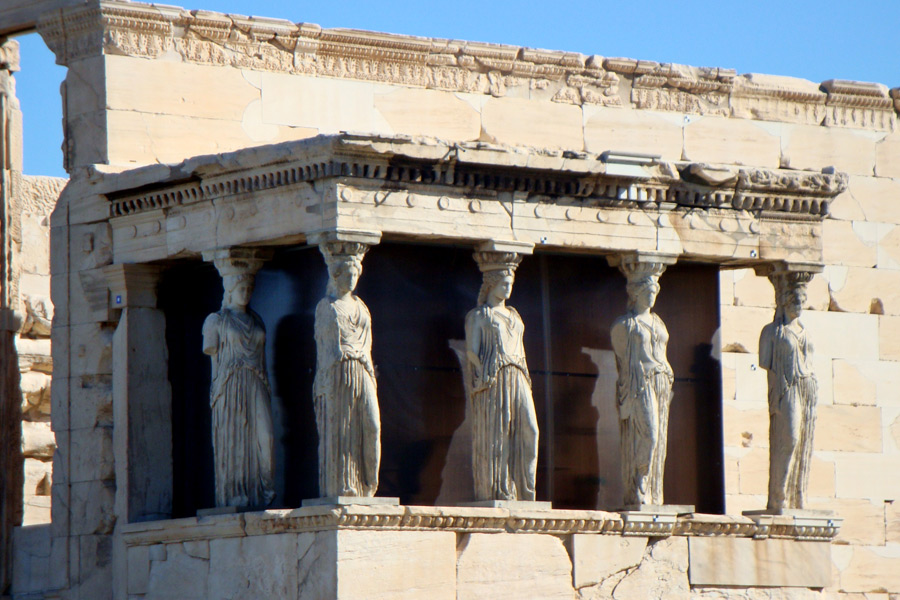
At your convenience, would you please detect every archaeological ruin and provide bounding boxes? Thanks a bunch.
[1,0,899,598]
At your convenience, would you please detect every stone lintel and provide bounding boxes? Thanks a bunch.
[201,247,273,265]
[476,240,535,255]
[753,261,825,278]
[103,264,162,310]
[307,229,382,247]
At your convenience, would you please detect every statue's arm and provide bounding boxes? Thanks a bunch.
[758,324,774,371]
[465,311,483,375]
[202,314,219,356]
[610,319,626,363]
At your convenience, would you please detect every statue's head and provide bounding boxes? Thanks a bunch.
[212,251,265,311]
[474,251,522,306]
[321,242,367,297]
[626,277,660,312]
[223,274,254,310]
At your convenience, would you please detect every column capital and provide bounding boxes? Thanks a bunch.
[202,247,272,279]
[476,239,534,255]
[753,261,824,278]
[308,229,381,247]
[103,264,162,310]
[607,252,677,282]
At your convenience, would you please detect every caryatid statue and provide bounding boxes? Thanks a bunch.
[759,267,818,511]
[313,241,381,497]
[463,251,538,502]
[202,249,276,508]
[610,256,675,507]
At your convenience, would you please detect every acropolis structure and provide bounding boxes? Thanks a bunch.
[1,1,899,598]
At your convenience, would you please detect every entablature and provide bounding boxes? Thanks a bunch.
[97,134,843,267]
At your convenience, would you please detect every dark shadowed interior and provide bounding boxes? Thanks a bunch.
[160,242,724,517]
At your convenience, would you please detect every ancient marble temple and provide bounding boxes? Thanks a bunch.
[6,0,900,598]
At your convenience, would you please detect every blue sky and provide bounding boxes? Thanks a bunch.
[12,0,899,178]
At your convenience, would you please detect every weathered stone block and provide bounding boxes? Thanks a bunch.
[336,530,456,600]
[879,316,900,361]
[684,116,781,168]
[481,96,583,150]
[568,534,647,589]
[823,220,878,267]
[126,545,149,596]
[613,536,688,599]
[69,479,116,536]
[69,426,113,483]
[374,88,481,141]
[825,266,900,315]
[457,533,573,600]
[832,360,878,406]
[848,175,900,225]
[783,124,880,176]
[802,310,879,361]
[836,545,900,593]
[11,524,51,596]
[298,531,335,600]
[583,106,683,160]
[146,542,209,600]
[723,403,769,450]
[875,132,900,178]
[688,537,831,588]
[809,498,886,546]
[105,55,259,121]
[815,405,883,452]
[208,534,298,600]
[21,421,55,459]
[719,305,772,354]
[836,453,900,500]
[68,322,114,377]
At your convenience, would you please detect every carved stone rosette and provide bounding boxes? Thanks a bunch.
[313,239,381,498]
[464,250,538,502]
[758,265,819,511]
[609,254,677,507]
[202,248,276,508]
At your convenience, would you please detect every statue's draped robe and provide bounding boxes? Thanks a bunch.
[465,305,538,501]
[314,295,381,497]
[613,312,673,506]
[759,320,817,510]
[203,309,276,508]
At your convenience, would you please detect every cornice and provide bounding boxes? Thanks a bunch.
[36,1,897,131]
[102,134,846,220]
[119,505,841,547]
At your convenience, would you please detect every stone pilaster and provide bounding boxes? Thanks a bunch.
[0,37,22,596]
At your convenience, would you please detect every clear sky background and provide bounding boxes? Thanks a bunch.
[11,0,900,178]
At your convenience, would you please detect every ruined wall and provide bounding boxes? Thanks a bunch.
[18,1,900,599]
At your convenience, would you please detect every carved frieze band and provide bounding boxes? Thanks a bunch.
[119,506,841,547]
[105,135,847,219]
[36,3,897,130]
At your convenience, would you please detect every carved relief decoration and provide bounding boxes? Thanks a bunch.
[37,3,898,128]
[106,134,847,220]
[119,505,842,547]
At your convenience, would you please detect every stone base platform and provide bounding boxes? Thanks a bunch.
[302,496,400,507]
[621,504,695,515]
[112,505,841,600]
[460,500,553,510]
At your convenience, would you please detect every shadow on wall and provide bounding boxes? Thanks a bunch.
[160,243,724,517]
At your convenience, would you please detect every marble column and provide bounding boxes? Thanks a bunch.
[310,231,386,501]
[202,248,276,509]
[464,245,539,503]
[757,263,821,512]
[608,253,677,509]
